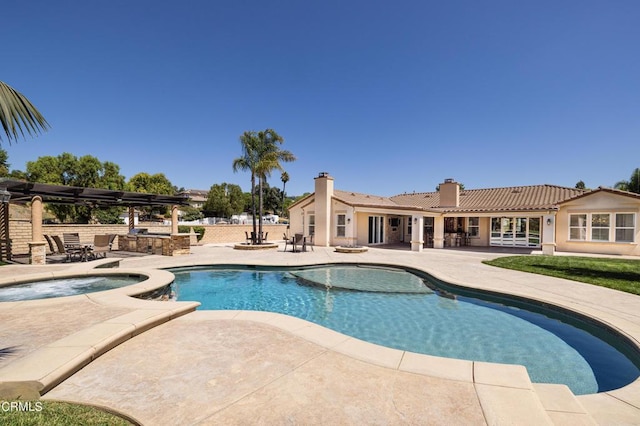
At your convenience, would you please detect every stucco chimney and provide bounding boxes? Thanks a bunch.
[314,172,334,247]
[439,178,460,207]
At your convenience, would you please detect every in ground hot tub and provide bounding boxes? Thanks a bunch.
[0,274,144,302]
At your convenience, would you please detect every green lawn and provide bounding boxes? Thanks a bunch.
[0,401,135,425]
[483,255,640,295]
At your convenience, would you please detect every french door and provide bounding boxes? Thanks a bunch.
[490,217,541,247]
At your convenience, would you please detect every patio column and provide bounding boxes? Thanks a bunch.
[128,207,135,232]
[171,205,179,235]
[0,189,10,262]
[29,195,47,265]
[541,213,556,255]
[433,216,445,248]
[411,215,423,252]
[347,208,356,246]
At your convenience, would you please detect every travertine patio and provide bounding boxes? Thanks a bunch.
[1,244,638,425]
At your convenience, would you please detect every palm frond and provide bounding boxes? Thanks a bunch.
[0,81,50,144]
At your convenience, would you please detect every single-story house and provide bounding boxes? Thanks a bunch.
[288,172,640,257]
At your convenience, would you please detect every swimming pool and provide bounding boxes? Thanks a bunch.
[0,275,144,301]
[170,264,640,395]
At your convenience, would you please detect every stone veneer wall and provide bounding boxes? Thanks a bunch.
[9,221,288,254]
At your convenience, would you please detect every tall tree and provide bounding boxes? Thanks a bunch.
[26,153,127,223]
[614,168,640,194]
[0,148,9,177]
[0,81,49,144]
[253,129,295,243]
[263,185,283,214]
[232,131,260,243]
[203,183,244,218]
[575,180,586,190]
[280,171,289,217]
[127,172,174,194]
[127,172,175,219]
[232,129,295,243]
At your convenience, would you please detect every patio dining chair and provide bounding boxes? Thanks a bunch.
[305,234,314,251]
[283,233,294,252]
[63,232,81,250]
[293,233,307,252]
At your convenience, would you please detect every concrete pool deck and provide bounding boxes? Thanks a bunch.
[0,244,638,425]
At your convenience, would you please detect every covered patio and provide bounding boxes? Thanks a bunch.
[0,178,190,264]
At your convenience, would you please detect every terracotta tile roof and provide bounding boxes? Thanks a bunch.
[559,186,640,204]
[291,184,590,213]
[390,185,585,212]
[333,189,412,209]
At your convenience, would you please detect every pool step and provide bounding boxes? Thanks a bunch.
[473,362,597,425]
[533,383,598,425]
[0,301,200,399]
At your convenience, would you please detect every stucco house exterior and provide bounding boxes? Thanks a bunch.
[177,189,209,209]
[288,172,640,257]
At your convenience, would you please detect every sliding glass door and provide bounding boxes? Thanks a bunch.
[368,216,384,244]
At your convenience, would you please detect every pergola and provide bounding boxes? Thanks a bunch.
[0,178,190,263]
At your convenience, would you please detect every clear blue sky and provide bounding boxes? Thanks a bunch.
[3,1,639,197]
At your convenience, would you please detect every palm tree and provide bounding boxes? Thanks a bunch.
[253,129,295,243]
[0,81,49,144]
[232,131,260,243]
[614,168,640,194]
[280,171,289,217]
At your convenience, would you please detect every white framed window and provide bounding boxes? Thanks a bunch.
[615,213,635,242]
[569,214,587,241]
[591,214,610,241]
[569,212,635,243]
[336,214,346,237]
[468,217,479,237]
[308,214,315,237]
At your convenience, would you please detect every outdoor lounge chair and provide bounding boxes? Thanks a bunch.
[89,234,110,259]
[52,235,82,262]
[43,234,57,254]
[107,234,117,250]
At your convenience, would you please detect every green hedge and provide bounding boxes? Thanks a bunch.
[178,225,205,241]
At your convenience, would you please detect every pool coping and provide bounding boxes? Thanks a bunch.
[0,262,200,397]
[1,245,639,424]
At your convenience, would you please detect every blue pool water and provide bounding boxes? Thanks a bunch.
[171,265,640,395]
[0,276,142,301]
